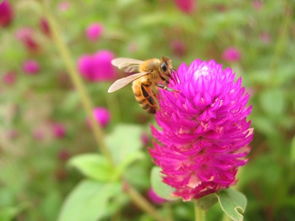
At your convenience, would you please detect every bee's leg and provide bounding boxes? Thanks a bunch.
[156,83,179,93]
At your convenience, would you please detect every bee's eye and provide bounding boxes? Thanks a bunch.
[161,63,167,72]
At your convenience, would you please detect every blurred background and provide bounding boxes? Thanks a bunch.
[0,0,294,220]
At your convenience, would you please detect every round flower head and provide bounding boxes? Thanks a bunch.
[0,0,13,27]
[174,0,196,14]
[23,60,40,74]
[15,27,40,53]
[222,47,241,62]
[78,50,115,82]
[86,23,103,42]
[150,59,253,201]
[52,123,66,139]
[92,107,110,128]
[3,71,16,85]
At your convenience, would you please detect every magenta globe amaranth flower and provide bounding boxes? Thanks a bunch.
[150,59,253,201]
[86,23,103,41]
[15,27,40,53]
[78,50,116,82]
[222,47,241,62]
[0,0,13,27]
[52,123,66,139]
[23,60,40,74]
[174,0,196,14]
[92,107,110,128]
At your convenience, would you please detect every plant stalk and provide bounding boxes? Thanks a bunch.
[194,201,206,221]
[41,3,167,221]
[42,1,113,163]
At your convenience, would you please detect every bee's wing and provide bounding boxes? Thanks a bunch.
[112,58,144,73]
[108,72,148,93]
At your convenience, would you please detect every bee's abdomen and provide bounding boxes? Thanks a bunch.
[132,81,157,114]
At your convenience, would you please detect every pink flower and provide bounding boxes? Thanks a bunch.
[39,18,51,37]
[86,23,103,41]
[92,107,110,127]
[58,149,71,161]
[222,47,241,62]
[23,60,40,74]
[170,40,187,57]
[141,133,150,146]
[58,1,70,12]
[150,59,253,201]
[0,0,13,27]
[52,123,66,139]
[260,32,271,44]
[252,0,263,10]
[15,27,40,52]
[78,50,116,82]
[174,0,195,14]
[147,188,166,204]
[3,71,16,85]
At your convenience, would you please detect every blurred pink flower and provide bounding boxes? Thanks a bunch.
[222,47,241,62]
[6,130,19,139]
[3,71,16,85]
[150,59,253,201]
[58,1,70,12]
[78,50,116,82]
[141,133,150,146]
[58,149,71,162]
[0,0,13,27]
[23,60,40,74]
[39,18,51,37]
[174,0,195,14]
[86,23,103,42]
[15,27,40,52]
[170,40,187,57]
[252,0,263,10]
[260,32,271,44]
[33,128,45,140]
[52,123,66,139]
[147,188,166,204]
[92,107,111,128]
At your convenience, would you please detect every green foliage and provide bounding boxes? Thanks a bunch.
[216,189,247,221]
[151,167,176,200]
[69,154,117,181]
[58,180,121,221]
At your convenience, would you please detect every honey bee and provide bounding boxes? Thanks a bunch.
[108,57,177,114]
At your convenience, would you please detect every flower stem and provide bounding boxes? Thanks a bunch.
[123,181,170,221]
[41,1,113,163]
[41,3,168,221]
[194,201,206,221]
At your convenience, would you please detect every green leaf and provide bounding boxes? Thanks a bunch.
[259,89,286,117]
[151,167,176,200]
[196,194,218,210]
[291,137,295,163]
[216,188,247,221]
[58,180,120,221]
[106,124,143,166]
[68,154,116,181]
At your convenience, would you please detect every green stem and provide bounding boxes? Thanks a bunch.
[40,3,168,221]
[194,202,206,221]
[41,1,113,164]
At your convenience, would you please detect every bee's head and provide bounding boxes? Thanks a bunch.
[160,56,173,74]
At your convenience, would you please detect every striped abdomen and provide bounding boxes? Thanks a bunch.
[132,80,157,114]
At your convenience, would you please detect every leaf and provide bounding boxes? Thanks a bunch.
[216,188,247,221]
[69,154,116,181]
[259,89,286,117]
[196,194,218,210]
[151,167,176,200]
[106,124,143,166]
[58,180,120,221]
